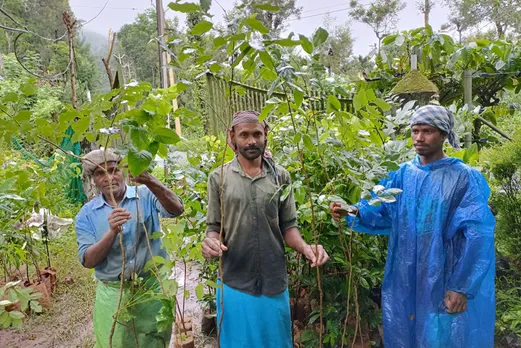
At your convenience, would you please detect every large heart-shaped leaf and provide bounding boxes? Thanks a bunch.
[128,148,153,176]
[153,128,181,145]
[168,2,200,13]
[191,20,213,35]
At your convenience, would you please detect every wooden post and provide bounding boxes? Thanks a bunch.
[63,12,77,109]
[464,69,473,148]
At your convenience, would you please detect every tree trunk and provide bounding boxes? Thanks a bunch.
[495,21,504,38]
[424,0,430,27]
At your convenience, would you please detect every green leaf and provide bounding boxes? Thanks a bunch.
[0,311,10,327]
[294,89,304,108]
[259,103,276,122]
[71,116,90,134]
[395,35,405,47]
[14,110,31,123]
[271,38,300,47]
[191,20,213,35]
[495,60,506,70]
[382,161,400,171]
[365,89,376,102]
[245,15,269,34]
[195,283,204,300]
[128,149,153,176]
[168,2,200,13]
[447,49,462,69]
[303,134,314,151]
[206,280,222,289]
[259,51,274,69]
[8,311,24,319]
[30,301,42,313]
[360,277,370,289]
[3,92,18,103]
[213,36,227,48]
[312,27,329,47]
[153,127,181,145]
[382,34,397,45]
[130,127,149,151]
[21,83,36,96]
[255,3,280,11]
[209,63,222,73]
[328,95,341,111]
[373,98,391,111]
[299,35,313,54]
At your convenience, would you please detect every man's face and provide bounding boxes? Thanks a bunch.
[92,161,125,199]
[411,124,447,156]
[231,123,266,161]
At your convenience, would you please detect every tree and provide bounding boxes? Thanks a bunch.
[227,0,303,35]
[442,0,521,40]
[349,0,406,50]
[417,0,434,27]
[117,9,180,86]
[319,17,355,75]
[0,0,71,66]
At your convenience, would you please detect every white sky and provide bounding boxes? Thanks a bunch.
[70,0,453,56]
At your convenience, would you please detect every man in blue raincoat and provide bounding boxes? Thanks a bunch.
[331,105,496,348]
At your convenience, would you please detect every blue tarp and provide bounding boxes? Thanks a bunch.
[347,156,496,348]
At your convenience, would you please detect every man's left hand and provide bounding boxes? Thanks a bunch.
[129,171,155,185]
[444,290,467,314]
[303,244,329,267]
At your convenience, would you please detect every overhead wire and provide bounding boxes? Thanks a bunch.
[1,0,111,80]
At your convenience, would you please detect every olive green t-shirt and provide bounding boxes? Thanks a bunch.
[206,157,298,296]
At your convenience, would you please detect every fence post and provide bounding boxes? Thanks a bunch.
[463,69,473,148]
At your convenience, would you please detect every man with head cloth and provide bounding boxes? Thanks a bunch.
[202,111,330,347]
[331,105,496,347]
[75,148,184,348]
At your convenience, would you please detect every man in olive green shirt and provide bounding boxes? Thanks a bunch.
[202,110,329,347]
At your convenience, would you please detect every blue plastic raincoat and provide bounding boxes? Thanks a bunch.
[348,156,495,348]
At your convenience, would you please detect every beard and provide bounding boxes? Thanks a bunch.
[237,144,265,160]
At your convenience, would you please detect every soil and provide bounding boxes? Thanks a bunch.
[0,260,215,348]
[0,290,95,348]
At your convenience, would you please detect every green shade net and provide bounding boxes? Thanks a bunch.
[12,126,86,204]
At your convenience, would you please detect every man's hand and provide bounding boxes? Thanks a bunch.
[108,208,132,234]
[330,202,358,221]
[202,236,228,259]
[129,170,155,185]
[302,244,329,267]
[444,290,467,314]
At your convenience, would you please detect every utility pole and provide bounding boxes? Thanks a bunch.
[156,0,169,91]
[63,11,78,110]
[156,0,181,136]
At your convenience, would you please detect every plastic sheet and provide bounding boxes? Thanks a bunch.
[347,156,495,348]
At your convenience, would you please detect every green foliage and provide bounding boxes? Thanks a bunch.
[349,0,406,45]
[117,9,181,87]
[0,281,42,329]
[481,131,521,257]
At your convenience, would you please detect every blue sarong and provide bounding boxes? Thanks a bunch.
[216,282,292,348]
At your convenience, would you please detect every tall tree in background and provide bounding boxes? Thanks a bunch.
[319,16,355,75]
[442,0,521,40]
[0,0,70,66]
[441,0,480,44]
[117,9,179,86]
[417,0,434,27]
[349,0,406,50]
[227,0,302,35]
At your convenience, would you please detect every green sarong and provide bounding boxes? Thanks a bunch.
[93,280,171,348]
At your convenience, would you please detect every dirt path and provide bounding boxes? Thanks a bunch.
[169,261,217,348]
